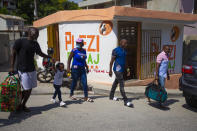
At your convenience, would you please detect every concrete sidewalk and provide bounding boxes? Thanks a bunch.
[89,81,182,98]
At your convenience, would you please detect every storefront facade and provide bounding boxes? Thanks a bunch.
[34,6,197,84]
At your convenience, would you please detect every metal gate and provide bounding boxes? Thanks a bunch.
[118,21,138,79]
[141,30,161,79]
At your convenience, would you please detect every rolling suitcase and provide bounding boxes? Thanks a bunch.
[145,81,167,103]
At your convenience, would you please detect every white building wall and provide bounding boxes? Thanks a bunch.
[142,22,184,74]
[0,18,7,30]
[36,28,48,69]
[0,18,24,31]
[58,21,118,83]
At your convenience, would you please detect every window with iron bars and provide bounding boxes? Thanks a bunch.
[131,0,147,9]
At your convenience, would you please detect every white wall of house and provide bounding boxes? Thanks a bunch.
[36,28,48,69]
[58,21,118,83]
[0,18,7,30]
[0,17,24,31]
[142,22,184,74]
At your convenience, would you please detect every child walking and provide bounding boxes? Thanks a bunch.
[51,63,66,107]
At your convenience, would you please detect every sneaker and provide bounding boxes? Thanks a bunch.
[50,98,56,103]
[124,101,133,107]
[60,101,66,107]
[113,97,118,101]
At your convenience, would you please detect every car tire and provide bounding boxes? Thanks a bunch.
[184,93,197,108]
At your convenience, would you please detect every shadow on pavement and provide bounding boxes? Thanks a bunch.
[65,95,108,105]
[118,96,142,102]
[128,97,141,102]
[66,99,84,105]
[148,102,170,111]
[148,99,179,111]
[0,103,59,128]
[90,95,108,99]
[112,97,141,108]
[182,104,197,113]
[128,97,141,108]
[163,99,179,106]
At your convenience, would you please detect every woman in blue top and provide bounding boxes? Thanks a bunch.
[67,38,93,102]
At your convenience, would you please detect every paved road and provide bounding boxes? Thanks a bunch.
[0,95,197,131]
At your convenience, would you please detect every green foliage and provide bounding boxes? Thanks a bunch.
[1,0,79,25]
[0,7,9,14]
[38,0,80,17]
[14,0,35,25]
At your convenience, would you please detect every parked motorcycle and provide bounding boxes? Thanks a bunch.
[37,58,55,83]
[37,57,72,88]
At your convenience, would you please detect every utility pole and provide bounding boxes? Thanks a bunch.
[34,0,38,20]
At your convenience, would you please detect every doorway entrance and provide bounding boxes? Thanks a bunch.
[118,21,140,80]
[47,24,60,61]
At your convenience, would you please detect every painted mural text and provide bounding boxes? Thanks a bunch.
[65,32,100,52]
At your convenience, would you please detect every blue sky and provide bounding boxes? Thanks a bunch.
[69,0,83,3]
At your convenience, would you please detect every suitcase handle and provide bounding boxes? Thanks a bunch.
[8,71,18,76]
[4,72,18,82]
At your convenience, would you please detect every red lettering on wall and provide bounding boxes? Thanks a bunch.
[97,35,100,52]
[65,32,100,52]
[65,32,74,50]
[87,35,96,52]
